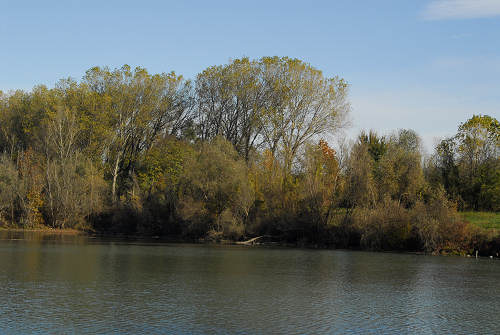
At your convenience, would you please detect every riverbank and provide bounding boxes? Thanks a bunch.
[1,221,499,259]
[0,226,84,235]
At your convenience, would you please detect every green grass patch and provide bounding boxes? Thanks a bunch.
[461,211,500,231]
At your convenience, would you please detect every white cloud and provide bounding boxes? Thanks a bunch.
[423,0,500,20]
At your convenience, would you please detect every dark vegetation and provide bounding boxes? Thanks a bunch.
[0,57,498,255]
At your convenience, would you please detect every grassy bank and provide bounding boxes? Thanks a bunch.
[461,211,500,233]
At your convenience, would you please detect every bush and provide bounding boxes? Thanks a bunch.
[177,137,253,239]
[411,187,476,254]
[351,197,412,250]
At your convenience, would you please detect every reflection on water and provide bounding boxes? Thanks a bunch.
[0,231,498,334]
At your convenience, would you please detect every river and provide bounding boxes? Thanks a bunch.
[0,231,498,334]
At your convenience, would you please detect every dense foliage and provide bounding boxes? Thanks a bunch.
[0,57,498,254]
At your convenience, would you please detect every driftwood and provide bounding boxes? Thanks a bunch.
[236,235,273,246]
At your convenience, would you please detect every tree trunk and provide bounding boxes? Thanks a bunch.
[111,152,122,204]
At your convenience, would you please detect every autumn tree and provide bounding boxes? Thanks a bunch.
[195,58,266,160]
[195,57,350,169]
[429,115,500,210]
[455,115,499,210]
[83,65,194,203]
[300,140,341,225]
[376,129,426,208]
[260,57,349,173]
[178,137,253,239]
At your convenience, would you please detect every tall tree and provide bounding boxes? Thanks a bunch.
[195,58,266,160]
[83,65,194,202]
[195,57,350,167]
[455,115,500,210]
[259,57,350,173]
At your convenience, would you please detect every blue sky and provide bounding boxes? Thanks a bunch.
[1,0,499,151]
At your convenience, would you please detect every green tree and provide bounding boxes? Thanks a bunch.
[259,57,350,173]
[455,115,499,210]
[178,137,254,238]
[83,65,194,203]
[195,58,265,160]
[0,154,23,224]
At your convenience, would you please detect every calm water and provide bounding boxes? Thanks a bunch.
[0,232,499,334]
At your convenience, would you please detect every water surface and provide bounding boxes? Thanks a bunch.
[0,231,498,334]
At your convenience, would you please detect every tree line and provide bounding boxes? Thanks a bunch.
[0,57,498,253]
